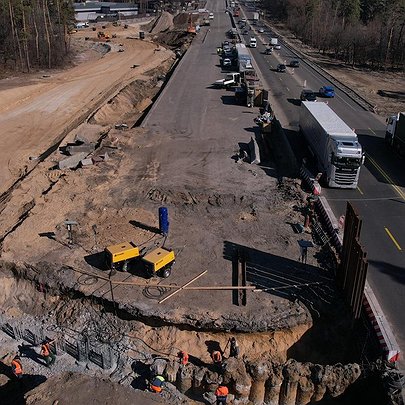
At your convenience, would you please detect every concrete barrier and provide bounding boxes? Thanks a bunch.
[249,136,261,164]
[58,152,88,170]
[300,164,321,195]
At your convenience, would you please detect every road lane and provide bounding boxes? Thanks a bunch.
[238,5,405,365]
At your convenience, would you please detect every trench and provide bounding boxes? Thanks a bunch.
[0,267,386,405]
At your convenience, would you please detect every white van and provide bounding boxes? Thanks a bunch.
[249,37,257,48]
[209,12,214,20]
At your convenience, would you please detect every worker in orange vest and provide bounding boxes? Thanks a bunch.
[150,375,165,393]
[11,355,23,380]
[40,339,56,367]
[215,385,229,404]
[211,350,223,368]
[178,351,189,365]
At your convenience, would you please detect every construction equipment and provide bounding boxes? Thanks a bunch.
[97,31,110,40]
[187,13,196,34]
[142,247,175,278]
[105,242,140,271]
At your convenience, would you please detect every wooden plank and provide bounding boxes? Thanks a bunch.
[158,270,207,304]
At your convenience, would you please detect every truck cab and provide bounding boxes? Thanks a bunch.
[249,37,257,48]
[385,112,405,155]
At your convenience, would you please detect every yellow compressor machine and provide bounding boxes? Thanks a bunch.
[141,247,175,278]
[105,241,140,272]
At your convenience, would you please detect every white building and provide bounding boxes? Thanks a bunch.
[74,2,139,22]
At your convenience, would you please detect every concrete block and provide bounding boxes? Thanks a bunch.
[81,158,94,166]
[58,152,88,170]
[66,143,96,155]
[249,136,261,165]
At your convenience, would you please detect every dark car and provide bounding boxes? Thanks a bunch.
[276,64,286,72]
[264,47,272,55]
[300,89,317,101]
[290,60,300,67]
[222,58,232,68]
[319,85,335,97]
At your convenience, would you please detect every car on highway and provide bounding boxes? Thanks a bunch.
[241,18,247,22]
[258,28,264,33]
[319,85,335,97]
[276,64,286,72]
[300,89,317,101]
[222,58,232,68]
[264,47,272,55]
[289,60,300,67]
[274,44,281,50]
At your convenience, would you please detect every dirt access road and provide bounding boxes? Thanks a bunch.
[0,21,172,194]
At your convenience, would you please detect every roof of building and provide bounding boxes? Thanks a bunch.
[74,2,138,11]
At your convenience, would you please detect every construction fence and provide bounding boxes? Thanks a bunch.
[0,316,115,370]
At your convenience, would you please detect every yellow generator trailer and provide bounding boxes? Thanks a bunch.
[142,247,175,278]
[105,241,140,271]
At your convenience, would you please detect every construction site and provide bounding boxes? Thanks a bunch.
[0,4,404,405]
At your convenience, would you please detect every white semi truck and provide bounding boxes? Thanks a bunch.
[300,102,364,189]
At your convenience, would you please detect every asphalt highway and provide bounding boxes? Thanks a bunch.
[147,0,405,366]
[239,5,405,366]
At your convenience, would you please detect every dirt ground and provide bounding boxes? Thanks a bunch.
[0,11,401,405]
[0,19,173,195]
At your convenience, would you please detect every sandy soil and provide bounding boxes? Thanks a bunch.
[0,21,173,194]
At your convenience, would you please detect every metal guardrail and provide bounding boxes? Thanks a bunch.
[258,17,377,113]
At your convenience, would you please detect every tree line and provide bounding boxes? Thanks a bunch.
[263,0,405,70]
[0,0,75,72]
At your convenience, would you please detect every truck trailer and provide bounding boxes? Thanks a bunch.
[299,102,363,189]
[385,112,405,155]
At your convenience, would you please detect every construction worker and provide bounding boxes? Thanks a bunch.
[40,339,56,367]
[215,384,229,404]
[178,351,189,365]
[300,245,308,264]
[212,350,222,367]
[11,355,23,380]
[150,375,165,393]
[229,337,240,358]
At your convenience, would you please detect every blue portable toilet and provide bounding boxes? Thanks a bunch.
[159,207,169,235]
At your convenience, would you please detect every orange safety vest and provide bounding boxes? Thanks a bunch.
[150,375,164,393]
[180,351,189,365]
[41,343,50,357]
[150,384,162,393]
[12,359,23,375]
[215,386,229,397]
[212,351,222,363]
